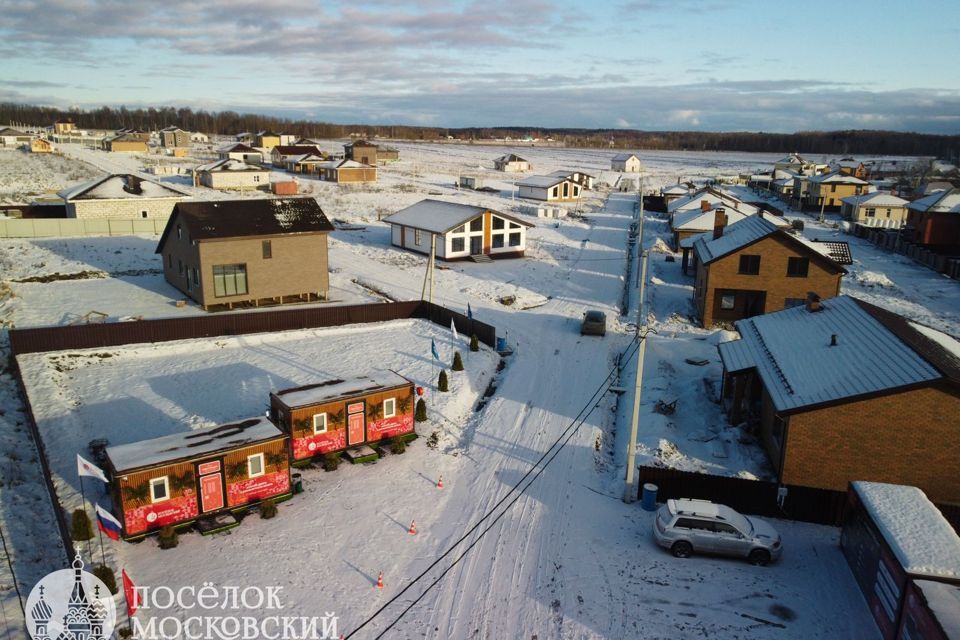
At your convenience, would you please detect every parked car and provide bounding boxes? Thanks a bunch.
[580,310,606,336]
[653,498,782,565]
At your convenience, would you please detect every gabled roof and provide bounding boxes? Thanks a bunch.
[612,153,640,162]
[718,296,957,413]
[272,145,323,157]
[0,127,27,136]
[840,192,909,207]
[548,169,595,179]
[672,207,749,233]
[105,133,147,144]
[907,188,960,214]
[662,184,691,195]
[383,198,533,234]
[517,175,568,188]
[345,140,377,148]
[495,153,528,163]
[218,142,260,154]
[775,153,808,165]
[58,174,188,201]
[330,159,372,169]
[155,197,333,252]
[807,171,869,185]
[195,159,267,173]
[160,126,185,133]
[288,153,326,164]
[667,186,757,215]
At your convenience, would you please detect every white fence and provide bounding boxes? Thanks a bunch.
[0,217,166,238]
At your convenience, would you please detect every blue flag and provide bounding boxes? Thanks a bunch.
[467,303,473,320]
[431,338,440,360]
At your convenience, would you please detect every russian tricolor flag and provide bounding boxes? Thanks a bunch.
[96,504,122,540]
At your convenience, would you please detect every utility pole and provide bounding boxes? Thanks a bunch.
[625,176,648,503]
[421,233,436,303]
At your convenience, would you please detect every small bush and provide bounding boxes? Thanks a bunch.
[259,498,278,519]
[438,370,449,392]
[93,565,118,594]
[415,398,428,422]
[451,352,464,371]
[157,525,178,550]
[71,509,93,542]
[322,452,341,472]
[390,437,407,455]
[426,431,439,448]
[470,335,480,352]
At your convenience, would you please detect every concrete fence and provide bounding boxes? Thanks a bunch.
[0,217,166,238]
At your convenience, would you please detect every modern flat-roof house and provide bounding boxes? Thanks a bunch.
[517,175,582,202]
[155,197,334,309]
[318,160,377,184]
[840,192,910,229]
[384,198,533,260]
[691,213,846,326]
[343,140,378,165]
[718,296,960,505]
[611,153,642,172]
[58,174,189,220]
[159,126,190,148]
[905,188,960,248]
[218,143,263,164]
[194,159,270,191]
[493,154,532,172]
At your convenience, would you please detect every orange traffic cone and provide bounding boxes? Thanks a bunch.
[376,571,384,589]
[437,475,444,489]
[409,520,417,535]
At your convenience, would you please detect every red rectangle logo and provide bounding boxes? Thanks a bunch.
[347,402,364,414]
[198,461,221,475]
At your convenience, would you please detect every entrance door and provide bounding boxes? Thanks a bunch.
[470,236,482,255]
[347,402,366,446]
[199,471,224,513]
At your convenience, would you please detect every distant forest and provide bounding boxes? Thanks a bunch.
[3,102,958,159]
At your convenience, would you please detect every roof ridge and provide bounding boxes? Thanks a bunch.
[748,320,794,395]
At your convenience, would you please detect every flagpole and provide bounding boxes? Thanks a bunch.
[78,475,93,559]
[95,506,107,567]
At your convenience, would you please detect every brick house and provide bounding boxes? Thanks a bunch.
[343,140,378,165]
[691,213,846,327]
[159,126,190,148]
[102,133,148,153]
[155,198,334,310]
[905,188,960,248]
[58,174,189,220]
[194,159,270,191]
[796,171,869,211]
[318,160,377,184]
[718,295,960,505]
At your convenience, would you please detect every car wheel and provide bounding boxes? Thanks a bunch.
[671,541,693,558]
[748,549,771,566]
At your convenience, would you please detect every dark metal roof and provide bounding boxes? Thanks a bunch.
[810,239,854,265]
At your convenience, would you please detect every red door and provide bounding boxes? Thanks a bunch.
[347,402,366,446]
[200,472,224,513]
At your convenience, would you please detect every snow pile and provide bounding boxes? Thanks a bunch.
[850,269,897,289]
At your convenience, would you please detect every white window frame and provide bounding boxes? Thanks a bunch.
[150,477,170,503]
[312,413,328,434]
[383,398,396,418]
[415,229,422,245]
[247,453,265,478]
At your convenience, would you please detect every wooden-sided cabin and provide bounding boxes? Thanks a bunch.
[105,417,291,539]
[270,372,415,462]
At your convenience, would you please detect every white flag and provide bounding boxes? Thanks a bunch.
[77,454,108,482]
[450,318,459,342]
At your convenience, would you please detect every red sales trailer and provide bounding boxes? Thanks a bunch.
[270,371,415,461]
[105,417,291,538]
[840,481,960,640]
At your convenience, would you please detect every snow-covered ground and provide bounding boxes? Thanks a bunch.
[0,149,100,204]
[4,142,953,638]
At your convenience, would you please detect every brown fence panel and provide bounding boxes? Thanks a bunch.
[416,301,497,348]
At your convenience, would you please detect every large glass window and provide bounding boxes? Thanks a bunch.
[452,237,465,252]
[470,218,483,232]
[492,235,504,249]
[509,233,521,247]
[213,264,248,297]
[492,217,505,230]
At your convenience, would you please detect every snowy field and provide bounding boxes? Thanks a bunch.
[0,149,100,204]
[3,142,953,638]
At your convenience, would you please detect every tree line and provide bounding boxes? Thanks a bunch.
[2,102,957,159]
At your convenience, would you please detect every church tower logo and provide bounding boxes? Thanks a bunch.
[25,553,117,640]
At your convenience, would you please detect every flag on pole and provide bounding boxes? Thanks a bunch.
[450,319,459,342]
[122,569,140,617]
[467,303,473,320]
[96,504,122,541]
[77,454,108,482]
[431,338,440,361]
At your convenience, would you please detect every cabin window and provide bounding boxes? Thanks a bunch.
[253,175,261,183]
[509,232,521,247]
[720,294,736,310]
[150,477,170,503]
[213,264,248,297]
[786,257,809,278]
[383,398,396,418]
[470,218,483,232]
[492,235,504,249]
[313,413,327,434]
[262,240,272,259]
[738,255,760,275]
[551,186,559,198]
[492,217,505,230]
[573,185,581,197]
[415,230,422,246]
[452,237,465,253]
[865,208,876,218]
[141,210,148,219]
[885,209,892,218]
[452,225,465,234]
[247,453,265,478]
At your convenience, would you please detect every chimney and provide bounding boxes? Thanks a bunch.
[805,292,822,313]
[700,199,711,212]
[830,334,838,347]
[712,208,727,240]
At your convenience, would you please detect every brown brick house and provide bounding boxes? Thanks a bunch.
[343,140,378,165]
[905,188,960,248]
[319,159,377,184]
[692,213,846,327]
[718,296,960,505]
[156,198,334,310]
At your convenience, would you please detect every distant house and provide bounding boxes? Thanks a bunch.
[318,160,377,184]
[672,202,750,250]
[773,153,816,176]
[493,154,532,172]
[102,133,148,153]
[271,145,324,167]
[190,132,209,143]
[218,143,263,164]
[285,153,327,174]
[155,198,334,310]
[691,214,846,326]
[0,127,31,148]
[159,126,190,148]
[836,157,868,180]
[343,140,378,165]
[548,170,594,190]
[53,119,75,135]
[718,296,960,505]
[377,146,400,162]
[384,198,533,260]
[796,171,870,211]
[194,159,270,191]
[660,183,692,206]
[58,174,189,220]
[30,138,53,153]
[840,192,910,229]
[517,175,582,202]
[668,186,759,220]
[611,153,642,172]
[905,188,960,248]
[256,131,294,150]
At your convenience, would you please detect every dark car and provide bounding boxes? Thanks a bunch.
[581,310,606,336]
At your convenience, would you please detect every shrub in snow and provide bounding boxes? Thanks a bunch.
[415,398,428,422]
[427,431,439,448]
[158,525,178,550]
[390,437,407,455]
[322,452,341,472]
[452,351,464,371]
[470,334,480,352]
[259,498,278,519]
[93,565,118,594]
[70,509,93,542]
[438,370,449,392]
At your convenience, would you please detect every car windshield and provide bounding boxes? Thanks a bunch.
[727,512,753,536]
[586,311,604,321]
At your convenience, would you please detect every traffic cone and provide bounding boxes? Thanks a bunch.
[409,520,417,535]
[376,571,384,589]
[437,475,444,489]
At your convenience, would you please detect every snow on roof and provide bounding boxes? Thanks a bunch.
[718,296,944,412]
[667,187,757,215]
[808,171,868,185]
[661,184,690,195]
[672,207,749,232]
[58,174,189,201]
[495,154,528,163]
[909,322,960,363]
[219,142,259,154]
[196,159,266,172]
[907,188,960,214]
[840,192,908,207]
[517,175,567,188]
[853,482,960,579]
[384,199,531,234]
[913,581,960,636]
[273,371,411,408]
[775,153,807,165]
[693,215,780,263]
[107,416,283,472]
[612,153,639,162]
[335,160,372,169]
[804,238,854,265]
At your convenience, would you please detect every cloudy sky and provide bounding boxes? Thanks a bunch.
[2,0,959,133]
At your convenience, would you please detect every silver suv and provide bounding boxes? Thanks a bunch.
[653,498,782,565]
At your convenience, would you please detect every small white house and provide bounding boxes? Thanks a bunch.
[384,199,533,261]
[494,154,532,172]
[194,159,270,191]
[218,143,263,164]
[840,192,910,229]
[612,153,642,172]
[517,175,583,202]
